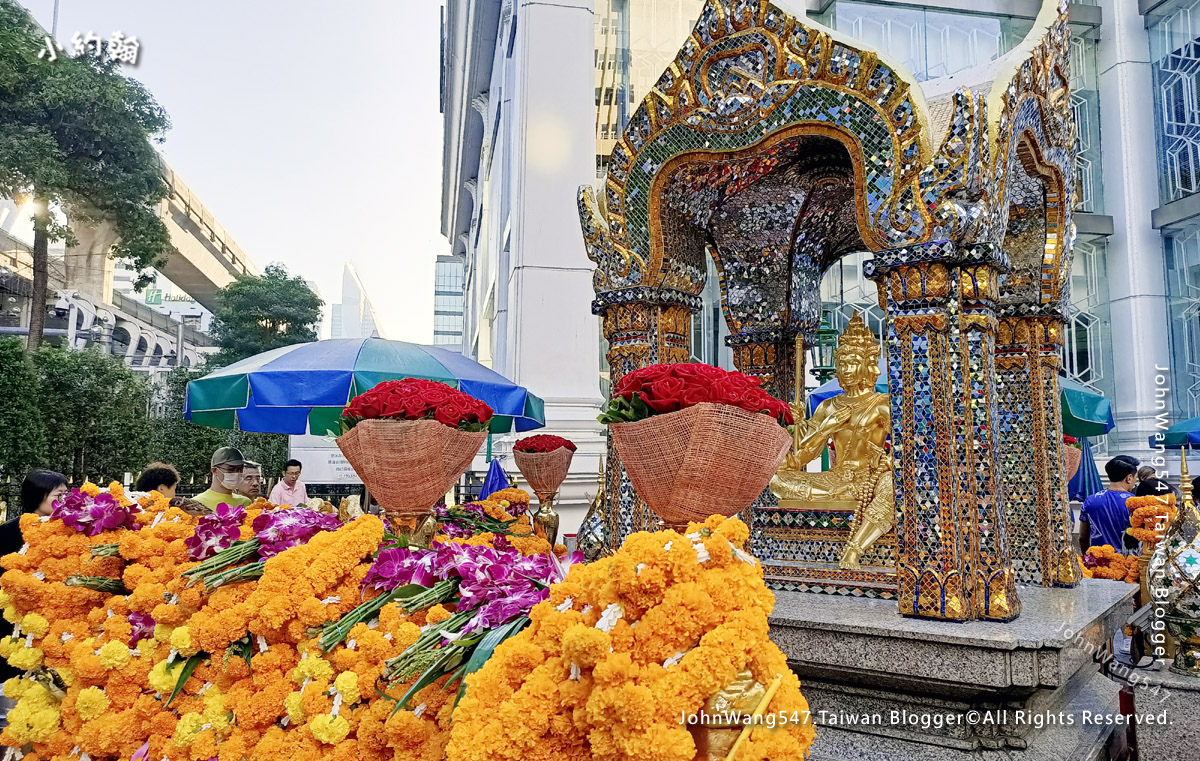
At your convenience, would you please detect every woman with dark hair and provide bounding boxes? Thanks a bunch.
[0,470,67,688]
[1135,476,1175,499]
[19,468,68,517]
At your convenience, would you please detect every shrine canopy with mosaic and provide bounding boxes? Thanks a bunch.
[579,0,1084,623]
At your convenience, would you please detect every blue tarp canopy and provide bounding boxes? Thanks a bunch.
[1149,416,1200,449]
[185,337,546,435]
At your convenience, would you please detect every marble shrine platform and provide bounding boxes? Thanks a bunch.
[769,581,1137,760]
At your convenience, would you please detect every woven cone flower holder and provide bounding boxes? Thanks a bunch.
[513,448,574,496]
[610,402,791,526]
[1064,445,1082,483]
[336,419,486,525]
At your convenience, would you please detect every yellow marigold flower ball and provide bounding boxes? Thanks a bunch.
[57,667,76,688]
[173,712,205,747]
[561,623,610,669]
[97,640,132,670]
[426,604,452,625]
[170,626,198,657]
[153,624,175,643]
[80,482,101,497]
[3,676,28,699]
[0,590,11,609]
[203,690,228,725]
[9,644,43,671]
[3,606,20,624]
[0,637,17,659]
[20,612,49,639]
[148,660,176,694]
[308,713,350,744]
[333,671,359,704]
[292,655,334,684]
[6,685,60,743]
[75,686,110,721]
[284,691,306,723]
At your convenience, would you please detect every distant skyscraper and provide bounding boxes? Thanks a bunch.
[433,255,465,352]
[304,279,330,339]
[330,264,381,339]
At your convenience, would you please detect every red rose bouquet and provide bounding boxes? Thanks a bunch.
[336,379,491,530]
[512,435,577,547]
[514,434,577,453]
[1062,434,1082,482]
[341,378,493,433]
[600,363,792,528]
[598,363,793,427]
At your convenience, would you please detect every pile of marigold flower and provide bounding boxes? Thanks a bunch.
[446,514,816,761]
[0,482,560,761]
[1080,545,1139,583]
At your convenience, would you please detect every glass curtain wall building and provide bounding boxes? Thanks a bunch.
[595,0,1116,443]
[434,255,467,352]
[1150,0,1200,418]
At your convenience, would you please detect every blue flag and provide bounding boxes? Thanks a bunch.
[478,458,510,501]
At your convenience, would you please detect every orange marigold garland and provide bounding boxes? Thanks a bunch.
[1126,493,1176,547]
[0,483,574,760]
[445,514,816,761]
[0,485,812,761]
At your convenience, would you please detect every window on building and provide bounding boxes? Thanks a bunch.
[1150,0,1200,203]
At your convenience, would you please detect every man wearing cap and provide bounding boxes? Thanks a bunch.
[192,447,254,512]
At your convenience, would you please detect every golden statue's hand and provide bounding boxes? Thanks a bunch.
[790,400,806,423]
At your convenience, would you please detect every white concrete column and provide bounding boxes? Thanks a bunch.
[1097,0,1171,461]
[505,0,604,536]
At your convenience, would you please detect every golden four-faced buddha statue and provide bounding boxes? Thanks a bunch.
[769,312,894,570]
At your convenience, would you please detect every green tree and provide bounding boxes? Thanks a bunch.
[0,0,172,349]
[151,366,225,487]
[210,263,324,365]
[31,347,152,482]
[0,338,46,515]
[153,366,291,494]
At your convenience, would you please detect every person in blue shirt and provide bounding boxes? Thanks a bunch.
[1080,455,1139,554]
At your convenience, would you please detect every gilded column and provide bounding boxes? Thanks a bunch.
[954,244,1020,621]
[995,305,1081,587]
[865,241,1020,622]
[594,291,699,547]
[727,328,805,402]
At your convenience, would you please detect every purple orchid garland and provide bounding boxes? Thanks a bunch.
[52,490,141,536]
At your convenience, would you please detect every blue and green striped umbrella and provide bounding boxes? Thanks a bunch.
[184,337,545,435]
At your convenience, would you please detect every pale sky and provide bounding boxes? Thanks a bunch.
[17,0,446,343]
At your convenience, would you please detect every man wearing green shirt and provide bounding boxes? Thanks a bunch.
[192,447,254,512]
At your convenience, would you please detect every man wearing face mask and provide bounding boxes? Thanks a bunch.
[192,447,254,512]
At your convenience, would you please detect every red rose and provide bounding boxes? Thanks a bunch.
[434,399,466,427]
[358,394,386,419]
[399,395,428,419]
[709,377,748,407]
[615,364,673,396]
[381,393,408,418]
[679,384,711,407]
[644,376,686,412]
[418,382,454,406]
